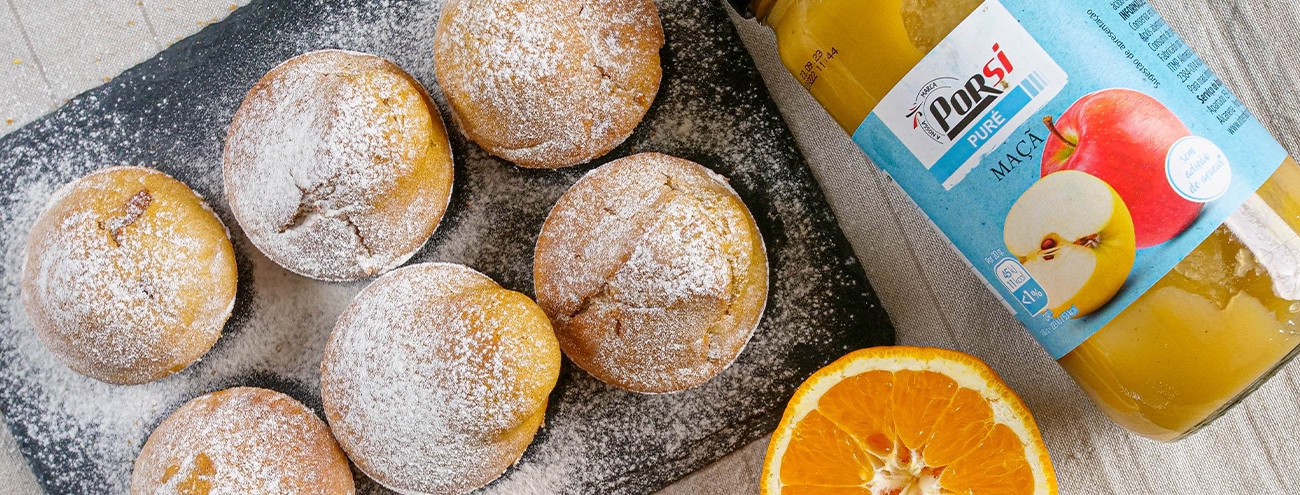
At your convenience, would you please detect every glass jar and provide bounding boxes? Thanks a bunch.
[732,0,1300,441]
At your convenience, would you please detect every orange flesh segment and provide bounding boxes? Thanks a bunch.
[941,424,1035,494]
[891,369,958,451]
[780,368,1037,493]
[816,370,896,459]
[780,410,876,487]
[922,387,997,466]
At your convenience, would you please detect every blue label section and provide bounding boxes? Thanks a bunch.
[853,0,1290,358]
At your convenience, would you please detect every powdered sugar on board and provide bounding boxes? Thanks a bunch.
[0,0,892,493]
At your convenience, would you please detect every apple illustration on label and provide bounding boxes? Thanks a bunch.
[1042,88,1199,248]
[1005,171,1136,318]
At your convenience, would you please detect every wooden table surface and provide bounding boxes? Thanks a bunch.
[3,1,1299,493]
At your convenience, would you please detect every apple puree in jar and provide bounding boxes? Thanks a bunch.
[732,0,1300,441]
[1064,159,1300,440]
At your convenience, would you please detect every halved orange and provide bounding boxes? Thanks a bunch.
[762,346,1057,494]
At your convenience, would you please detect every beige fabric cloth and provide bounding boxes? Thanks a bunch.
[1,1,1298,493]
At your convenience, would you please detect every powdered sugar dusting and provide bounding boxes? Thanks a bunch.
[130,387,354,494]
[20,166,237,385]
[534,153,767,393]
[0,0,890,493]
[223,49,453,282]
[321,263,559,495]
[434,0,663,168]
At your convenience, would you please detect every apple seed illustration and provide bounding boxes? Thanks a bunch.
[1005,170,1137,318]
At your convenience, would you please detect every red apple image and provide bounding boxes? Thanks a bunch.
[1041,88,1199,248]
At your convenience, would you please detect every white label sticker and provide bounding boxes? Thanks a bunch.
[1166,136,1231,203]
[874,0,1068,190]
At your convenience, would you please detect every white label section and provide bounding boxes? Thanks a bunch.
[875,0,1068,190]
[1166,136,1232,202]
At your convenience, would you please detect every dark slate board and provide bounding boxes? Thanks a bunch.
[0,0,894,493]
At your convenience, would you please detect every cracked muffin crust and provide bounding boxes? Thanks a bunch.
[534,153,768,393]
[321,263,561,495]
[20,166,238,385]
[130,387,355,495]
[223,50,454,282]
[433,0,664,169]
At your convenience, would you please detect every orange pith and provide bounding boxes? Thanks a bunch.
[762,347,1057,495]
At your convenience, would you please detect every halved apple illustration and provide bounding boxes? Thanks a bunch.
[1005,171,1137,318]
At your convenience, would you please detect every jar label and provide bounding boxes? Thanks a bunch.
[852,0,1289,358]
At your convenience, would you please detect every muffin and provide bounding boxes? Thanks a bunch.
[320,263,561,495]
[534,153,768,393]
[223,49,454,282]
[433,0,664,169]
[130,387,355,494]
[20,166,237,385]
